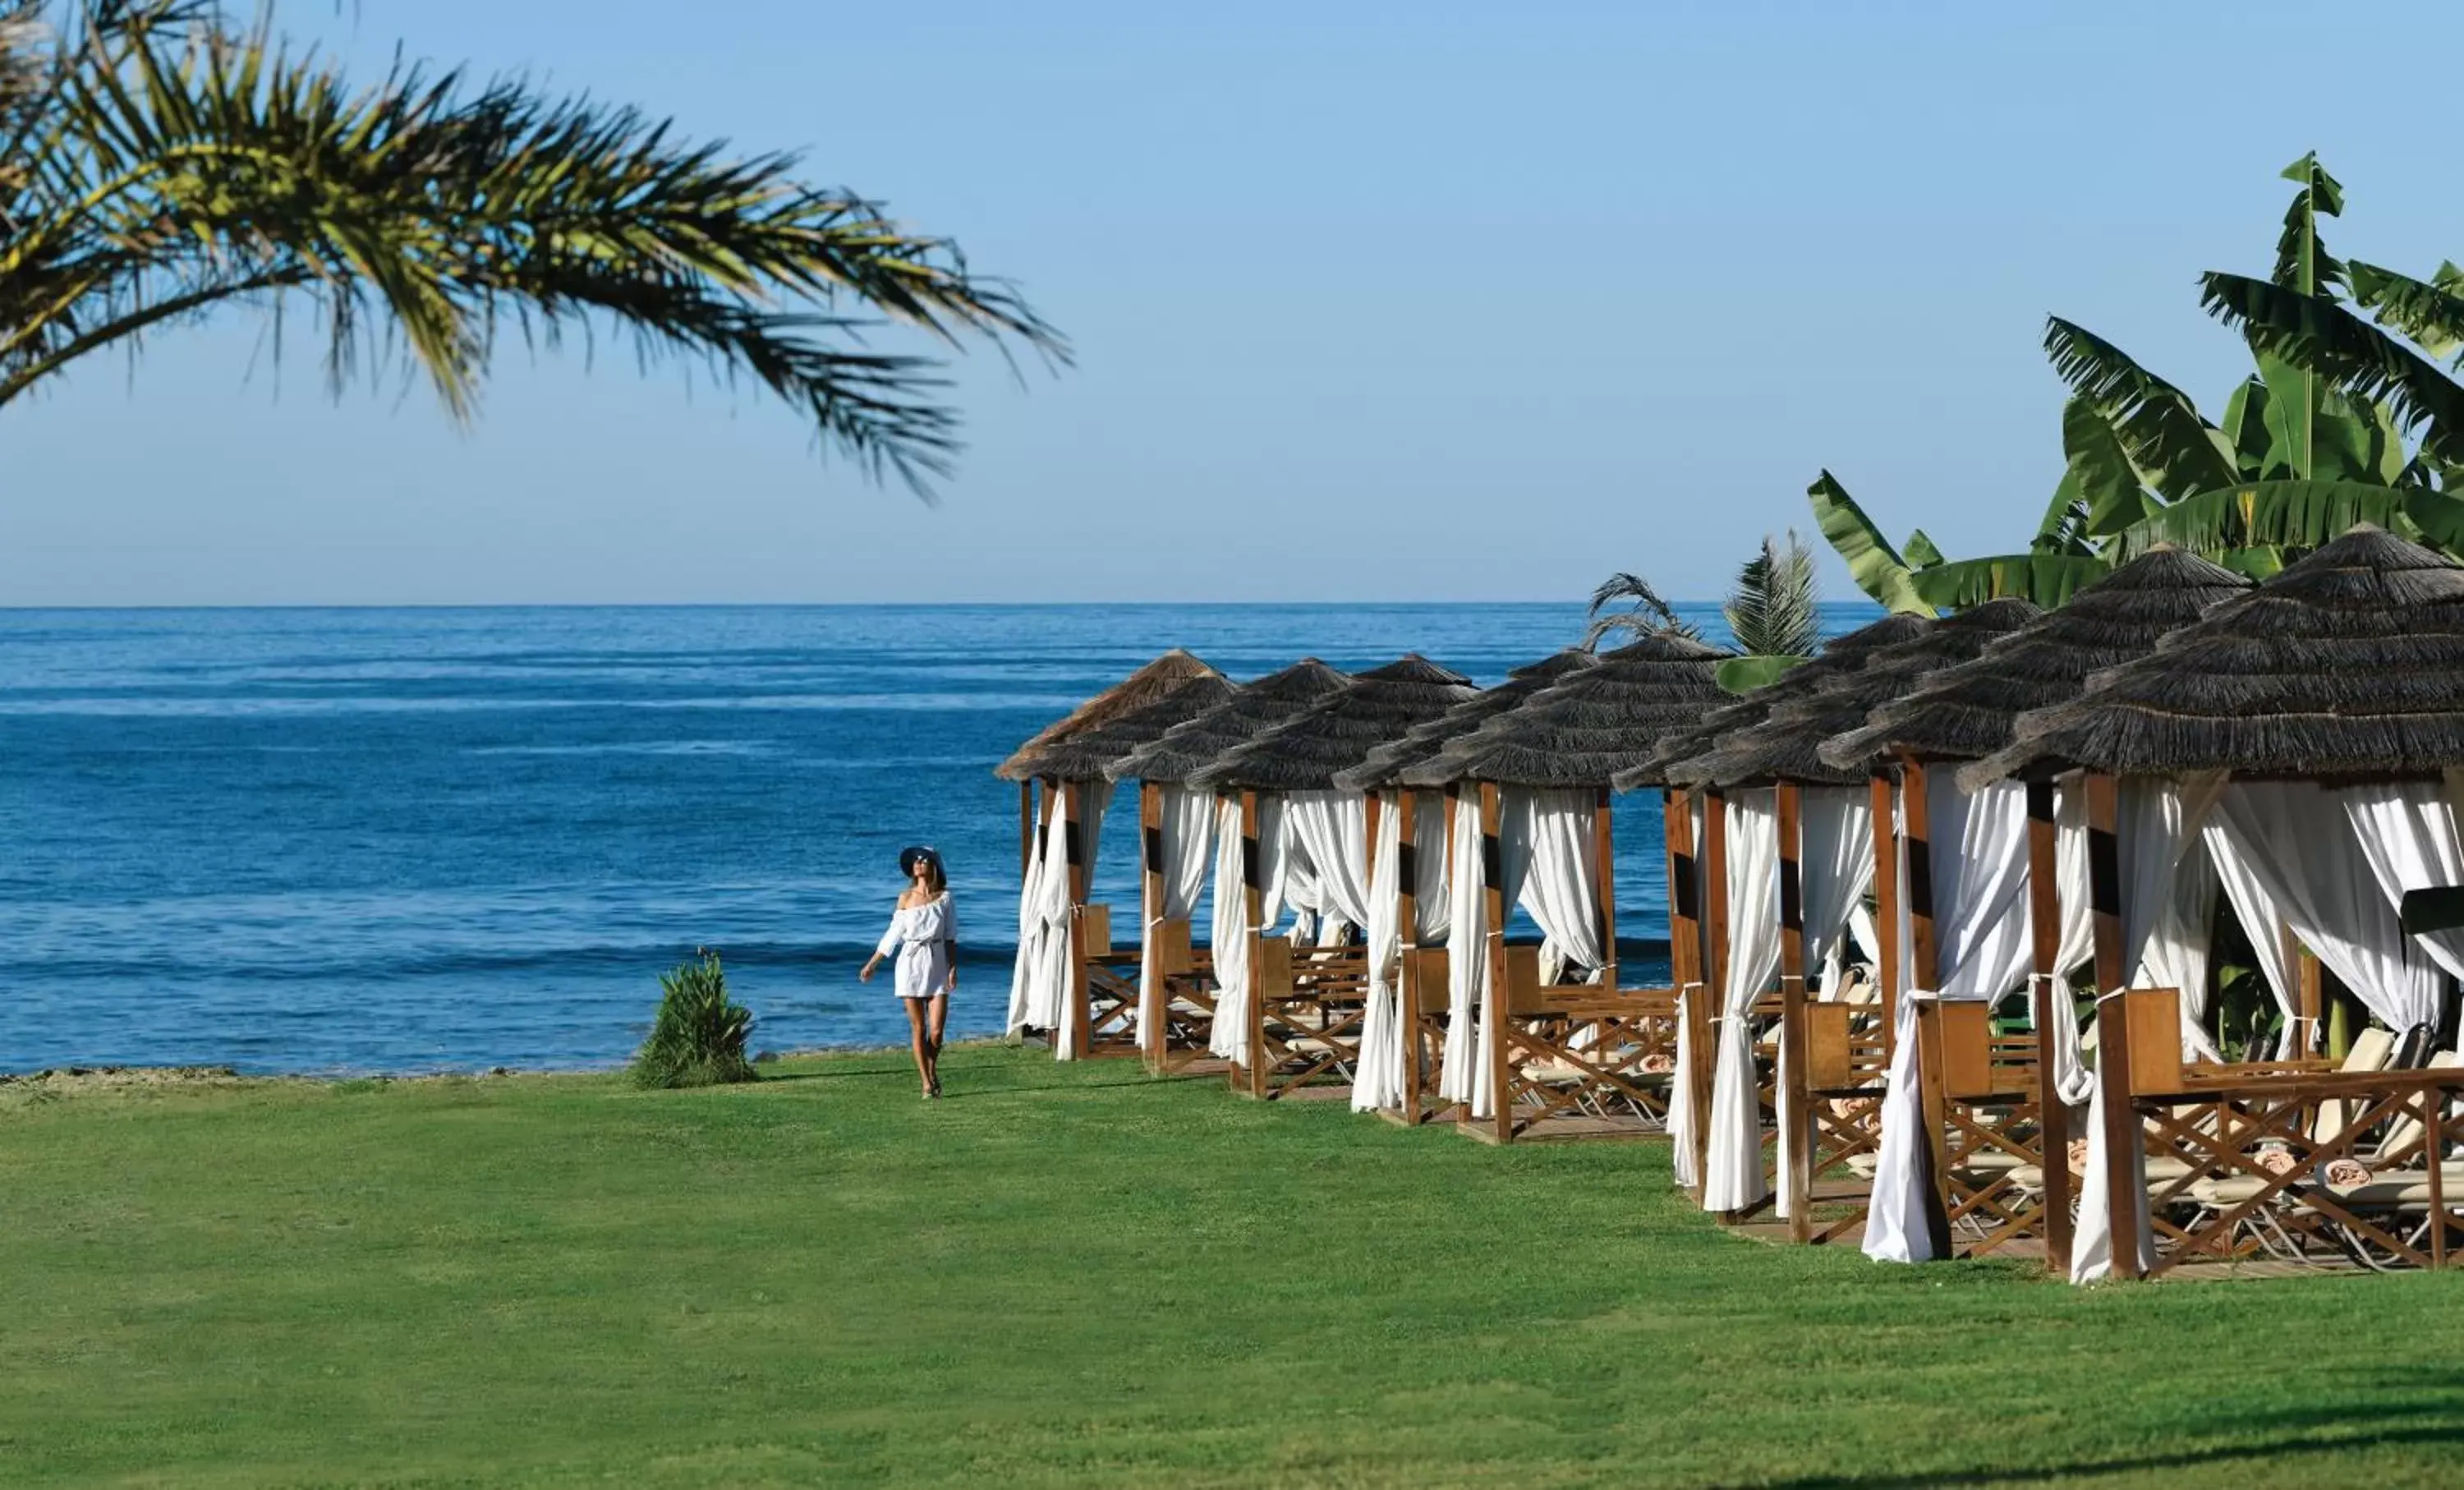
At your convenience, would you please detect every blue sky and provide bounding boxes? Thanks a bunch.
[7,1,2463,605]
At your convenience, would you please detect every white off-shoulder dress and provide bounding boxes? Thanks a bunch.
[875,893,955,1001]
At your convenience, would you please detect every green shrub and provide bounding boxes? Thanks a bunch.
[632,950,757,1089]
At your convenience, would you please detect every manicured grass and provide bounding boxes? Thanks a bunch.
[6,1046,2464,1488]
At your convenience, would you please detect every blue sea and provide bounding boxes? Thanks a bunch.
[0,603,1873,1075]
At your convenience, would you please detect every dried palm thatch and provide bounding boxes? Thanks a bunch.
[1682,599,2043,789]
[1018,675,1243,781]
[1333,649,1597,792]
[1105,659,1354,784]
[1189,655,1480,792]
[1963,527,2464,788]
[1617,612,1934,791]
[1405,633,1735,789]
[995,649,1225,780]
[1816,548,2249,770]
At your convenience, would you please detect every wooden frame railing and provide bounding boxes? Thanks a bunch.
[1234,935,1372,1101]
[2099,986,2464,1277]
[1787,990,1893,1244]
[1473,944,1681,1144]
[1141,915,1220,1075]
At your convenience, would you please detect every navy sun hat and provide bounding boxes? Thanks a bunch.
[898,844,942,876]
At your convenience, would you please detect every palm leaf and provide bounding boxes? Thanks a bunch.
[2109,480,2464,559]
[1714,655,1809,696]
[1584,570,1700,646]
[1723,532,1821,658]
[1907,554,2109,610]
[1806,471,1930,615]
[2041,318,2238,499]
[2203,273,2464,468]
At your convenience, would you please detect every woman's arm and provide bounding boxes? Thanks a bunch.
[944,899,958,991]
[860,906,903,982]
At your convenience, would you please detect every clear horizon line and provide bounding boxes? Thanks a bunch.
[0,596,1850,614]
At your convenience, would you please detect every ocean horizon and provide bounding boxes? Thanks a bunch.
[1,600,1878,1075]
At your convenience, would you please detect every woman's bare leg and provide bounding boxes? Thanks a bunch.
[903,999,932,1095]
[925,993,949,1091]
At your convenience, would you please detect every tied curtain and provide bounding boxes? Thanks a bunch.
[1137,784,1216,1043]
[1355,792,1451,1114]
[1700,791,1781,1214]
[1864,777,2034,1264]
[1441,787,1604,1119]
[1005,781,1114,1056]
[1671,791,1707,1189]
[1763,787,1878,1219]
[1208,796,1289,1068]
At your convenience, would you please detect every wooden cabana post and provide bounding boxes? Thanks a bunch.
[1239,787,1265,1100]
[1063,779,1091,1058]
[1595,786,1618,991]
[1139,781,1166,1070]
[1018,780,1036,885]
[2024,777,2075,1274]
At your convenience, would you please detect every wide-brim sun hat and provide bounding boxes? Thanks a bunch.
[898,844,941,876]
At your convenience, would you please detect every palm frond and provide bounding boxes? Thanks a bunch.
[0,7,1064,495]
[1580,608,1703,651]
[1723,531,1821,657]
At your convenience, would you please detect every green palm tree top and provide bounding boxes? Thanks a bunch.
[0,2,1065,495]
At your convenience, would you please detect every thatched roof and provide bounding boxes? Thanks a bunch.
[1962,527,2464,789]
[995,649,1225,781]
[1333,649,1597,792]
[1404,632,1735,789]
[1188,655,1479,792]
[1615,612,1934,791]
[1816,549,2250,770]
[1106,658,1354,784]
[1680,599,2044,788]
[1018,674,1243,781]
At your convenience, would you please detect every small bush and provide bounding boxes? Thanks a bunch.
[633,950,757,1089]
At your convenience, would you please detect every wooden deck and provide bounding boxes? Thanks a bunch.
[1460,1113,1666,1145]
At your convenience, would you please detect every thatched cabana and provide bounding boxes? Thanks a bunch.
[1333,648,1600,1121]
[999,651,1231,1062]
[1103,659,1356,1073]
[1961,528,2464,1282]
[1405,632,1734,1144]
[1179,657,1480,1098]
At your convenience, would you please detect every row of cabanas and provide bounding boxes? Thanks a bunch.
[996,528,2464,1281]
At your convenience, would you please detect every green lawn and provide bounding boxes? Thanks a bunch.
[6,1046,2463,1488]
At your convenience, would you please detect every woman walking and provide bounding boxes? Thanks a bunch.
[861,845,957,1097]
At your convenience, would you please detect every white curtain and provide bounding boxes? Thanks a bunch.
[2204,825,2301,1058]
[2211,783,2443,1037]
[1441,793,1489,1105]
[1207,794,1290,1067]
[1355,793,1452,1113]
[1864,777,2033,1264]
[1771,786,1878,1220]
[1051,782,1114,1058]
[2067,775,2223,1283]
[2348,780,2464,985]
[1702,790,1781,1212]
[1007,788,1070,1038]
[1505,789,1605,975]
[1671,791,1706,1189]
[1287,792,1374,931]
[1138,784,1216,1044]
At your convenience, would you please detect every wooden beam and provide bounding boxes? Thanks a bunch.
[1777,780,1811,1240]
[1064,779,1092,1060]
[1018,779,1036,885]
[1869,770,1901,1053]
[1595,786,1618,991]
[2085,770,2141,1281]
[1662,789,1699,992]
[2023,777,2072,1276]
[1901,756,1939,994]
[1139,781,1165,1073]
[1481,781,1511,1145]
[1695,787,1729,1180]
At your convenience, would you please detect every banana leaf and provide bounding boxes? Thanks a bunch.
[2042,319,2238,499]
[2110,480,2464,559]
[1806,471,1931,614]
[2062,395,2159,536]
[2204,273,2464,467]
[1908,554,2111,610]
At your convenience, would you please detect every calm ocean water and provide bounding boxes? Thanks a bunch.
[0,602,1874,1074]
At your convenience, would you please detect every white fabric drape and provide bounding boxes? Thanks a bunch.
[2204,822,2300,1058]
[1138,784,1216,1043]
[1702,791,1781,1213]
[1286,791,1373,933]
[1356,793,1454,1113]
[1051,782,1114,1057]
[2347,781,2464,986]
[1671,792,1706,1189]
[1506,789,1605,976]
[1441,793,1489,1105]
[1008,789,1071,1037]
[1864,777,2033,1264]
[1208,797,1255,1065]
[2211,783,2443,1037]
[1770,787,1878,1219]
